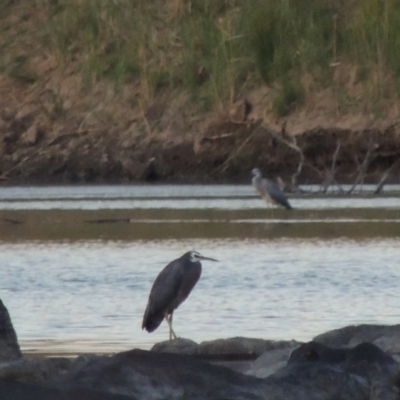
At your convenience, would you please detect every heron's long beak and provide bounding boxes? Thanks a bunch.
[199,256,218,262]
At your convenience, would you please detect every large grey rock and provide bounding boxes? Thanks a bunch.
[314,324,400,365]
[53,348,267,400]
[289,341,395,365]
[285,339,400,400]
[198,337,297,358]
[152,337,299,375]
[373,334,400,363]
[0,344,392,400]
[1,319,400,400]
[52,347,382,400]
[0,380,136,400]
[288,341,399,385]
[151,338,199,355]
[266,362,370,400]
[0,357,78,383]
[313,324,400,350]
[0,299,22,362]
[0,353,107,386]
[245,343,299,378]
[152,337,297,359]
[370,383,400,400]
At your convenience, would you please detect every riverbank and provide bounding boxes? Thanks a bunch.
[1,1,400,185]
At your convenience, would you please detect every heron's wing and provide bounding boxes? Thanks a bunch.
[263,179,292,209]
[149,261,184,311]
[142,260,184,331]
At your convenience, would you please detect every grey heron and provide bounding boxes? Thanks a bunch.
[252,168,292,210]
[142,251,218,340]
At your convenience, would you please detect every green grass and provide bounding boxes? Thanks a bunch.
[242,0,400,112]
[17,0,400,115]
[43,0,143,88]
[350,0,400,98]
[40,0,255,107]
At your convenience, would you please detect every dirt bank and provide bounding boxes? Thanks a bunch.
[1,90,400,186]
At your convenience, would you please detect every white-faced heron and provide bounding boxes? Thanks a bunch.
[252,167,292,210]
[142,251,218,340]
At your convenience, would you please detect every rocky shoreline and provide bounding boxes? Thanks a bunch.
[1,299,400,399]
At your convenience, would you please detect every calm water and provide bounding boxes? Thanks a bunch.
[0,185,399,355]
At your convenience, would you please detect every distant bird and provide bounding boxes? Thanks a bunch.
[142,251,218,340]
[251,168,292,210]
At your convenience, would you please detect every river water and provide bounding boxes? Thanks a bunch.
[0,185,399,355]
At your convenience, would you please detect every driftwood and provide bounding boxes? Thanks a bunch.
[268,125,398,195]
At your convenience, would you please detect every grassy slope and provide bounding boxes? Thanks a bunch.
[2,0,400,117]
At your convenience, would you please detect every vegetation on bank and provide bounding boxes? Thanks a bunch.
[1,0,400,117]
[1,1,400,185]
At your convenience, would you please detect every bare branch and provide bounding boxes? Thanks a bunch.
[374,158,400,194]
[331,140,341,175]
[347,140,374,194]
[327,140,344,193]
[212,121,262,174]
[0,154,35,180]
[322,169,345,194]
[266,124,305,187]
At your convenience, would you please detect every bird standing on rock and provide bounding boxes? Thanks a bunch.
[251,168,292,210]
[142,251,218,340]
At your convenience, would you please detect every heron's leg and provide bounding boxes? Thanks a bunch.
[169,313,177,340]
[164,311,171,340]
[171,313,178,339]
[165,312,177,340]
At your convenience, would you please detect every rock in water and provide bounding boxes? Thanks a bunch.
[0,299,22,362]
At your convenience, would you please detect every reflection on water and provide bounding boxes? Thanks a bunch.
[0,185,399,355]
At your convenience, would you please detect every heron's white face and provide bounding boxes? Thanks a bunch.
[189,251,203,263]
[252,168,262,177]
[189,251,218,263]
